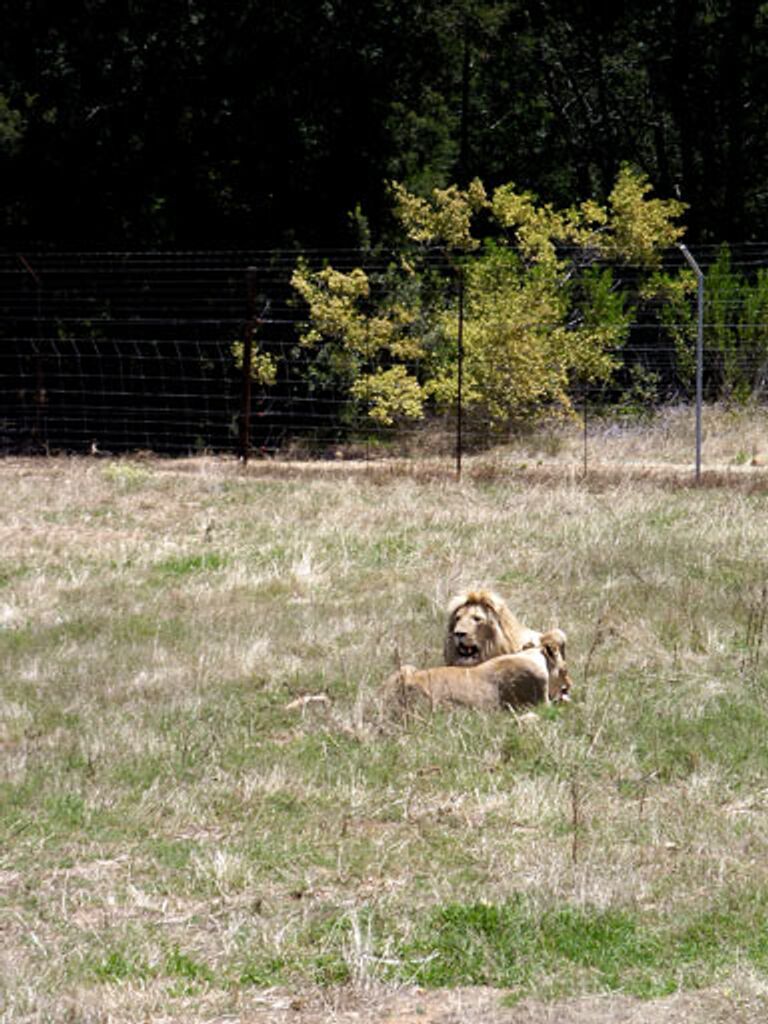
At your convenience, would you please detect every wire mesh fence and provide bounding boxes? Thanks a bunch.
[2,245,768,468]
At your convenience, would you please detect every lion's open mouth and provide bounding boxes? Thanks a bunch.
[455,642,481,665]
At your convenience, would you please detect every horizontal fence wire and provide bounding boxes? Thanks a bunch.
[2,246,768,463]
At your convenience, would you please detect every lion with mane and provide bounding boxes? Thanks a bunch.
[444,588,542,667]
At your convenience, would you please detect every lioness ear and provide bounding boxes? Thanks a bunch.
[541,629,566,656]
[543,641,558,663]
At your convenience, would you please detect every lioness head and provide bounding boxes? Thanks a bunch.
[444,589,539,667]
[539,628,573,702]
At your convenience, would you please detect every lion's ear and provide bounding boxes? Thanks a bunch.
[542,641,558,663]
[541,629,565,655]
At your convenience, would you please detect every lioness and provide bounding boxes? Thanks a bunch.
[444,588,541,667]
[388,629,572,712]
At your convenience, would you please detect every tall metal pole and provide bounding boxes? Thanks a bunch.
[679,245,704,482]
[456,265,465,480]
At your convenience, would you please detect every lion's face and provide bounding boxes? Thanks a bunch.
[447,602,497,667]
[444,589,541,668]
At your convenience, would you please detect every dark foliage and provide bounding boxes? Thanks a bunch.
[1,1,767,247]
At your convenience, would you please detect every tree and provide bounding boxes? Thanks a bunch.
[2,0,765,246]
[292,166,685,430]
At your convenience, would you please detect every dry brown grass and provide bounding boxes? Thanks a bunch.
[3,415,768,1022]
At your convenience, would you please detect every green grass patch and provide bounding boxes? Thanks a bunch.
[90,948,154,983]
[153,552,227,578]
[392,893,768,998]
[164,946,216,994]
[393,899,658,993]
[82,938,217,991]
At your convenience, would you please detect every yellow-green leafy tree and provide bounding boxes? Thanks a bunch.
[291,261,425,426]
[292,165,686,430]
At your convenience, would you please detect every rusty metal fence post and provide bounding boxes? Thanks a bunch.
[456,264,465,480]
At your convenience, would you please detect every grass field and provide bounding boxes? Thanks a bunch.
[3,409,768,1022]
